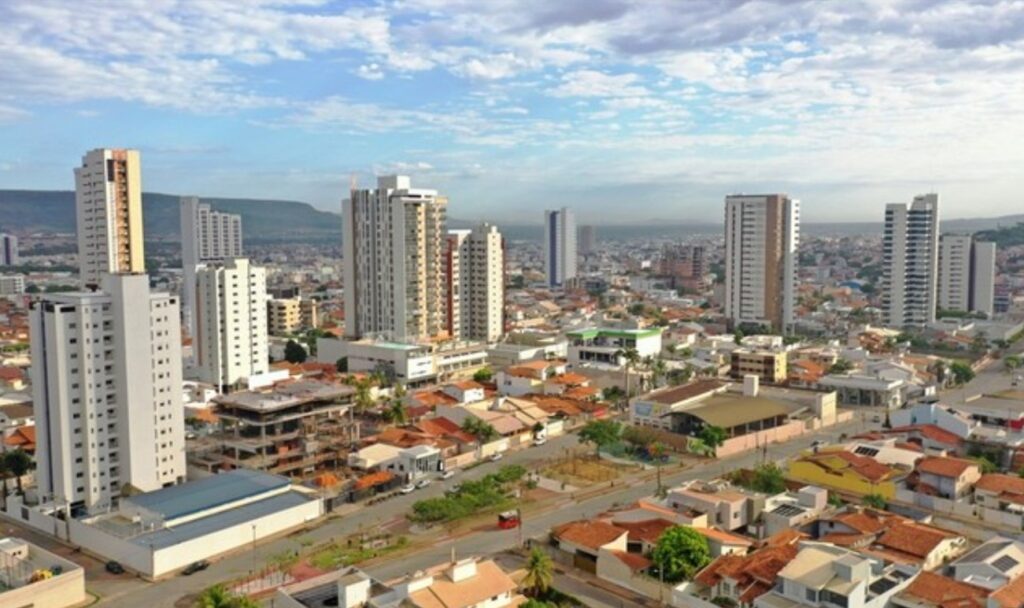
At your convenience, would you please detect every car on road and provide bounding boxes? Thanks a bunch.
[182,560,209,576]
[446,483,462,495]
[400,484,416,494]
[532,437,547,446]
[415,478,432,489]
[489,452,504,462]
[105,561,125,575]
[439,469,456,480]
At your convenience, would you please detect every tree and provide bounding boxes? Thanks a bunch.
[1005,355,1023,370]
[4,450,34,496]
[667,366,694,386]
[522,547,554,597]
[577,420,622,456]
[973,456,998,474]
[863,494,887,509]
[335,357,348,373]
[622,425,658,450]
[473,367,494,383]
[648,357,668,389]
[352,378,374,412]
[950,362,975,386]
[614,347,641,399]
[197,585,259,608]
[698,426,728,453]
[749,463,786,494]
[651,526,711,582]
[462,418,498,442]
[385,400,409,425]
[828,358,854,374]
[284,340,307,364]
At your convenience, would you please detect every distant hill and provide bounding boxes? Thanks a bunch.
[977,221,1024,248]
[0,190,341,242]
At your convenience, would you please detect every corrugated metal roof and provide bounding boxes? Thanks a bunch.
[125,469,290,520]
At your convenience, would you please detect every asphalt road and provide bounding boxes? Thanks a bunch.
[7,413,866,607]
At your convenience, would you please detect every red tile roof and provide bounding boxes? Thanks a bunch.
[916,456,978,478]
[695,543,799,603]
[875,521,959,559]
[609,550,652,572]
[613,519,674,544]
[899,571,988,608]
[990,573,1024,608]
[553,520,626,551]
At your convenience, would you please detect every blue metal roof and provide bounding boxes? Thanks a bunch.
[131,491,314,549]
[126,469,290,521]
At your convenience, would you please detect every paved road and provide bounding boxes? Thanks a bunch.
[15,413,865,608]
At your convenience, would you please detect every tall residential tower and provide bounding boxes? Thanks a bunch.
[938,234,996,318]
[724,194,800,333]
[543,207,577,287]
[343,176,448,342]
[74,149,145,286]
[30,274,185,511]
[882,194,940,327]
[180,196,243,338]
[445,224,505,343]
[0,233,18,266]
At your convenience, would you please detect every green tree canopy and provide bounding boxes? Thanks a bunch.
[748,463,786,494]
[577,420,622,456]
[950,361,975,386]
[473,367,494,383]
[522,547,554,597]
[652,526,711,582]
[698,426,728,450]
[284,339,307,364]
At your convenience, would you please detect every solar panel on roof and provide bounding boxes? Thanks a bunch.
[993,555,1019,573]
[869,578,898,595]
[854,446,880,457]
[770,504,806,518]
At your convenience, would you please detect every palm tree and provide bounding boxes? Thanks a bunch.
[614,347,641,401]
[353,379,374,412]
[388,400,408,425]
[4,450,34,496]
[197,585,234,608]
[649,357,668,389]
[521,547,554,597]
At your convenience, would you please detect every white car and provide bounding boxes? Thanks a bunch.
[415,478,432,489]
[439,469,456,480]
[532,437,547,447]
[399,484,416,494]
[489,452,504,462]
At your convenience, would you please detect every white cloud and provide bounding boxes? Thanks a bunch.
[549,70,649,97]
[356,63,385,80]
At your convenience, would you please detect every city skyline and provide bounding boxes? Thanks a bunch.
[2,1,1024,222]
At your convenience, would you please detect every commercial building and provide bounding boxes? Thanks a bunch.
[179,196,243,338]
[74,148,145,286]
[444,223,505,343]
[194,258,269,392]
[0,537,87,608]
[730,349,787,384]
[0,274,25,296]
[343,175,448,342]
[659,244,706,290]
[268,297,319,336]
[938,233,996,317]
[882,194,940,327]
[0,233,18,266]
[544,207,577,287]
[566,326,663,369]
[724,194,799,333]
[318,337,488,386]
[29,274,185,512]
[194,380,357,477]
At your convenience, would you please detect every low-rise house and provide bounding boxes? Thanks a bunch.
[681,536,801,608]
[890,403,975,439]
[495,360,567,396]
[274,557,523,608]
[910,456,981,499]
[974,473,1024,514]
[789,450,906,500]
[890,570,989,608]
[753,542,917,608]
[566,326,663,369]
[730,349,787,384]
[814,508,967,571]
[668,481,758,532]
[817,372,907,409]
[551,520,629,574]
[951,537,1024,590]
[760,486,829,538]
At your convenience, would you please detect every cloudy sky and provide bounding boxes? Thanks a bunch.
[1,0,1023,223]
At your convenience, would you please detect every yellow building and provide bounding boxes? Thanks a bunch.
[730,349,787,384]
[787,449,902,499]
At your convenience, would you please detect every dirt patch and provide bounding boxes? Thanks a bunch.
[543,456,631,486]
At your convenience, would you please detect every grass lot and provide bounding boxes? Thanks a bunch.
[408,465,527,524]
[309,536,408,570]
[543,455,632,486]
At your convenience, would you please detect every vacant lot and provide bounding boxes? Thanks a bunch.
[543,456,633,486]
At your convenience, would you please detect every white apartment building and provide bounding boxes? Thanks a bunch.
[0,275,25,296]
[724,194,800,332]
[74,149,146,286]
[194,258,269,392]
[0,233,18,266]
[29,274,185,513]
[543,207,577,287]
[343,175,447,342]
[882,194,940,327]
[180,196,243,338]
[446,224,504,343]
[938,233,996,317]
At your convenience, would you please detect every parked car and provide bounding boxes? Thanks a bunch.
[446,483,462,495]
[182,560,210,575]
[439,469,456,480]
[532,437,547,447]
[489,452,504,462]
[415,478,432,489]
[399,484,416,494]
[105,561,125,575]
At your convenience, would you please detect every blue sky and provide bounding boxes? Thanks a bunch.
[2,0,1024,223]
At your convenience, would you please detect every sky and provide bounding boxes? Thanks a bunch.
[2,0,1024,223]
